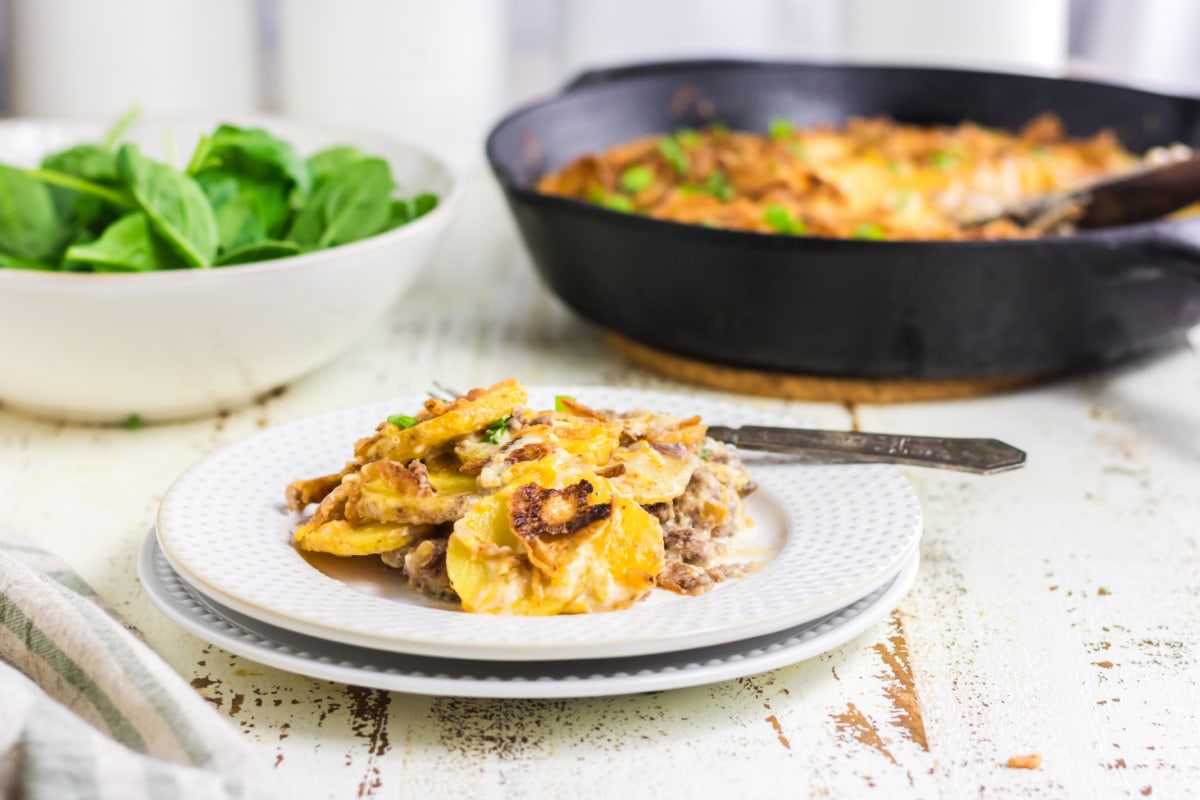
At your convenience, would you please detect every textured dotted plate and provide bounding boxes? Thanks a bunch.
[156,387,922,661]
[139,531,920,698]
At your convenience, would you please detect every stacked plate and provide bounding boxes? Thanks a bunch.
[143,387,923,699]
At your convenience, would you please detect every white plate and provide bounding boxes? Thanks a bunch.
[156,387,922,661]
[139,531,920,699]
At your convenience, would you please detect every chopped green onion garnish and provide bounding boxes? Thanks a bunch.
[658,137,689,175]
[620,164,654,194]
[603,193,634,212]
[554,395,576,412]
[702,170,734,202]
[763,204,806,235]
[1031,145,1050,160]
[769,117,793,141]
[700,443,711,461]
[928,150,961,171]
[853,223,886,240]
[123,413,142,431]
[886,159,902,174]
[387,414,419,429]
[709,122,730,136]
[788,141,808,162]
[890,189,913,210]
[484,415,512,444]
[588,187,635,212]
[675,127,703,148]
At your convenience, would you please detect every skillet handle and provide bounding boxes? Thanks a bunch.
[1121,225,1200,283]
[561,58,765,92]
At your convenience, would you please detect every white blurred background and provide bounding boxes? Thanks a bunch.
[0,0,1197,167]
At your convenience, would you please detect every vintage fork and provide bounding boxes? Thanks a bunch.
[704,425,1024,475]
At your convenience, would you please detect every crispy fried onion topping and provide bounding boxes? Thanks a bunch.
[506,442,552,465]
[508,480,612,540]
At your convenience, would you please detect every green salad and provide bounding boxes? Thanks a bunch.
[0,110,438,272]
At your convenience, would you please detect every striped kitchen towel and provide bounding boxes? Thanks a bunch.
[0,529,280,800]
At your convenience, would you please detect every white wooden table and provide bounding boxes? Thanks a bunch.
[3,175,1197,798]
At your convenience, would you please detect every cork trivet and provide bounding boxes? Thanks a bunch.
[607,334,1046,403]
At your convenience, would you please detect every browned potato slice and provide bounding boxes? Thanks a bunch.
[445,471,664,615]
[285,460,359,511]
[355,379,527,462]
[343,459,477,526]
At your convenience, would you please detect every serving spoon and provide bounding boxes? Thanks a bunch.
[965,147,1200,233]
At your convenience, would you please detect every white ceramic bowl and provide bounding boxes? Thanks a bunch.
[0,116,459,423]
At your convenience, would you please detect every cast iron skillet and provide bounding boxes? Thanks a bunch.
[486,59,1200,379]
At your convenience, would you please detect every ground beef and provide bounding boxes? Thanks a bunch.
[649,440,756,594]
[402,537,457,601]
[380,534,458,602]
[661,526,711,563]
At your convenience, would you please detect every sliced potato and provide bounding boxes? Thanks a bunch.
[425,452,480,495]
[293,519,429,557]
[548,416,623,465]
[645,414,707,446]
[445,492,567,615]
[607,439,697,504]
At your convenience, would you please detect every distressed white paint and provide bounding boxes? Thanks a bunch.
[1,173,1197,798]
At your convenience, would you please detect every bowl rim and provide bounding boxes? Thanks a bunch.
[0,113,462,284]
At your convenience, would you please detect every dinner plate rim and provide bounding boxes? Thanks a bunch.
[139,531,921,699]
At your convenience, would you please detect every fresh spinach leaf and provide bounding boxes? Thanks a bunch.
[307,146,366,190]
[184,134,213,177]
[101,106,141,151]
[39,145,125,232]
[117,144,218,268]
[214,239,302,266]
[41,145,119,184]
[24,167,133,211]
[388,198,413,228]
[0,165,68,261]
[387,192,439,230]
[0,252,57,271]
[196,170,291,252]
[191,124,312,197]
[286,157,394,250]
[412,193,438,218]
[64,212,187,272]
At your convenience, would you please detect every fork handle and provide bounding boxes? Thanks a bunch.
[706,425,1026,475]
